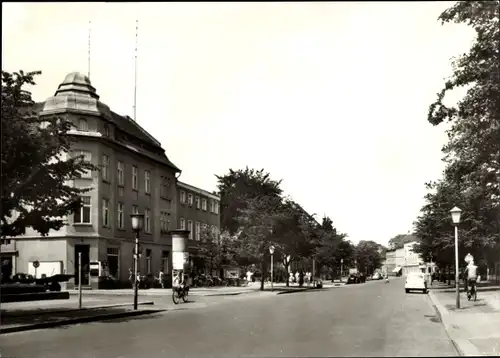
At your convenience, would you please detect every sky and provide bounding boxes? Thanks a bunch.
[2,2,476,247]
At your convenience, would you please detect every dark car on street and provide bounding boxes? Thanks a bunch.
[346,273,361,284]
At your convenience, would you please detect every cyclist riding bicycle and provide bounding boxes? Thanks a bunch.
[173,270,188,293]
[464,260,478,296]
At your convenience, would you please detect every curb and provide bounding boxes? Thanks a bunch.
[276,287,318,295]
[430,287,499,293]
[0,308,164,335]
[428,291,481,357]
[1,301,155,318]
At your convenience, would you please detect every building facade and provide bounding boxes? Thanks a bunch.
[175,181,221,273]
[384,241,425,277]
[3,72,190,288]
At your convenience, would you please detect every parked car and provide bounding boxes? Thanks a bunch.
[346,274,360,284]
[405,272,428,294]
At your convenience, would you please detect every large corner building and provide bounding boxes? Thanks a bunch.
[1,72,220,289]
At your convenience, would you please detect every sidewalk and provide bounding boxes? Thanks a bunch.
[429,288,500,356]
[0,297,160,334]
[66,282,339,297]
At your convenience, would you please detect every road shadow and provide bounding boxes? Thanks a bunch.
[424,314,441,323]
[445,302,487,311]
[1,307,134,327]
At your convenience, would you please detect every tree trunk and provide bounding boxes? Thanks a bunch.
[260,261,266,291]
[447,265,451,285]
[284,263,290,287]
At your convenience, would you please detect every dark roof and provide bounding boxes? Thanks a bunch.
[34,102,181,172]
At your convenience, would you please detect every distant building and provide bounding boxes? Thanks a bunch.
[175,181,221,274]
[402,241,424,276]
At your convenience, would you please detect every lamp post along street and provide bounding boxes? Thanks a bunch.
[131,214,144,311]
[78,252,82,309]
[341,258,344,282]
[450,206,462,309]
[134,233,139,310]
[269,245,275,292]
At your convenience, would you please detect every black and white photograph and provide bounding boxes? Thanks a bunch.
[1,1,499,357]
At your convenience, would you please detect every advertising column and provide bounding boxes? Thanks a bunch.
[171,230,190,286]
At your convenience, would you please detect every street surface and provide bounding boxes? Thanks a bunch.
[0,278,458,358]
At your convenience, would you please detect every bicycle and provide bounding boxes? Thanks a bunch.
[172,285,189,304]
[467,280,477,301]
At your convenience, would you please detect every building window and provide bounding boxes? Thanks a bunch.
[160,211,168,234]
[102,198,110,227]
[102,155,110,181]
[188,220,193,240]
[146,249,152,274]
[180,191,186,204]
[132,166,138,190]
[202,198,207,211]
[132,205,139,215]
[117,202,124,229]
[78,118,88,131]
[188,193,193,206]
[164,199,172,210]
[180,218,185,230]
[210,200,215,213]
[161,251,169,274]
[195,222,201,241]
[160,177,168,198]
[104,124,109,137]
[214,201,219,214]
[74,196,91,224]
[145,209,151,233]
[106,247,119,279]
[117,161,124,186]
[73,150,92,178]
[195,196,200,209]
[145,170,151,194]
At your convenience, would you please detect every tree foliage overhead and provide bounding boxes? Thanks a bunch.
[1,70,96,237]
[414,1,500,267]
[388,234,420,250]
[354,240,384,275]
[216,167,283,235]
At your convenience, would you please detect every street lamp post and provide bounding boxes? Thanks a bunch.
[450,206,462,309]
[131,213,144,311]
[269,245,275,292]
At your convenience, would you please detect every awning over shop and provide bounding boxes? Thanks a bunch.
[392,267,402,273]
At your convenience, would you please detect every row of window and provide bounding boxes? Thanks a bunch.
[179,191,219,214]
[105,247,170,278]
[101,154,172,197]
[178,218,218,242]
[76,196,163,234]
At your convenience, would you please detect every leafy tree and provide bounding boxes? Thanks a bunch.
[415,1,500,270]
[313,216,352,278]
[234,194,284,290]
[354,240,383,276]
[388,234,420,250]
[1,70,96,237]
[216,167,283,235]
[273,199,319,286]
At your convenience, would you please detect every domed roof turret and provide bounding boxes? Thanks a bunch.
[41,72,112,120]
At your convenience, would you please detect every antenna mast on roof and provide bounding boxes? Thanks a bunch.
[88,20,91,79]
[133,19,138,122]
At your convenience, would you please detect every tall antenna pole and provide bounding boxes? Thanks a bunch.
[88,21,91,79]
[133,19,138,122]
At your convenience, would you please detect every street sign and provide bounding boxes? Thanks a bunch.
[32,260,40,268]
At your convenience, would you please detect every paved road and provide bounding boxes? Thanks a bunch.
[0,278,458,358]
